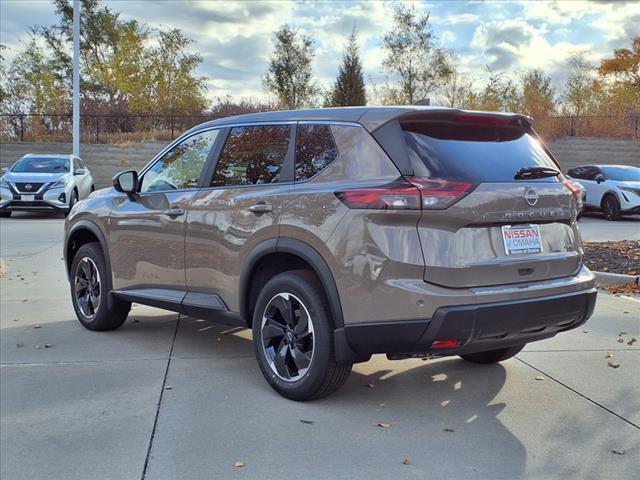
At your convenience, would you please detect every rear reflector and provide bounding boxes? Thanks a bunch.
[335,178,475,210]
[431,339,460,349]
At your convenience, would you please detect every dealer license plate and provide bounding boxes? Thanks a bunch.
[21,195,35,201]
[501,224,543,255]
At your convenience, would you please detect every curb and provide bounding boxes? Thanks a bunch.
[594,271,640,286]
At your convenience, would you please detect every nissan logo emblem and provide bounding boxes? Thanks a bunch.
[524,188,538,206]
[25,184,33,191]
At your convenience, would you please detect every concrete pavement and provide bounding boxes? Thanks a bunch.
[578,215,640,242]
[1,213,638,480]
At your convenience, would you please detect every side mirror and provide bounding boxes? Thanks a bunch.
[1,167,7,175]
[595,174,605,184]
[74,168,87,176]
[113,170,139,199]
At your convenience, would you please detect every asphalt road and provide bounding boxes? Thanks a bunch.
[578,214,640,242]
[1,213,638,480]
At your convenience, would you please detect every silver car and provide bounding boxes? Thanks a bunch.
[0,154,94,217]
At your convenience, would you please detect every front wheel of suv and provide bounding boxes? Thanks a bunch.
[601,194,621,221]
[459,345,524,364]
[252,270,352,401]
[70,242,130,331]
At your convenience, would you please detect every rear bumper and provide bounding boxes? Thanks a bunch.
[335,288,597,364]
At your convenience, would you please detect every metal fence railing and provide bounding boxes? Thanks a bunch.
[1,113,639,143]
[0,113,223,144]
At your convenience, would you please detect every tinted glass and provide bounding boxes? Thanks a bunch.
[212,125,290,187]
[141,129,218,192]
[601,166,640,181]
[402,121,559,182]
[295,125,338,181]
[12,157,69,173]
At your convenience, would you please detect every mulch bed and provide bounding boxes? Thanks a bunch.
[583,241,640,276]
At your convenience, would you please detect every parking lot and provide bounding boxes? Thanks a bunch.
[1,213,638,480]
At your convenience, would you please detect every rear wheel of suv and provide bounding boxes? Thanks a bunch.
[601,194,621,221]
[460,345,524,364]
[70,242,130,331]
[252,270,352,401]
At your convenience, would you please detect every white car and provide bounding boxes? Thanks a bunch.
[567,164,640,220]
[0,154,94,217]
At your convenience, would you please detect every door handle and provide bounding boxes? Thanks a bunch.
[164,208,185,218]
[248,203,273,213]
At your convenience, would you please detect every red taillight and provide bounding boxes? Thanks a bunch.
[406,177,476,210]
[335,180,421,210]
[335,178,475,210]
[562,178,581,198]
[454,114,512,125]
[431,339,460,349]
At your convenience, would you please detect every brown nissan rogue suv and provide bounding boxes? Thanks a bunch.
[64,107,597,400]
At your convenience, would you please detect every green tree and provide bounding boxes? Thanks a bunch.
[329,29,366,106]
[520,69,555,117]
[147,29,207,114]
[561,52,601,115]
[381,5,452,104]
[263,24,319,109]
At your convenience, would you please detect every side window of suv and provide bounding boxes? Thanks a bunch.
[295,124,338,181]
[211,125,290,187]
[141,129,219,193]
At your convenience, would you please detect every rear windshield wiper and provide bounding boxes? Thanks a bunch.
[514,166,560,180]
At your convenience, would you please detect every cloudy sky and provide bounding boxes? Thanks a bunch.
[1,0,638,104]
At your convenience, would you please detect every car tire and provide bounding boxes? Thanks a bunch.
[459,345,524,364]
[0,211,11,217]
[65,189,78,217]
[70,242,130,331]
[601,194,621,221]
[252,270,352,401]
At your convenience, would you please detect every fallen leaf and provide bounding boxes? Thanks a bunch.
[617,338,624,343]
[378,422,392,428]
[232,461,245,467]
[33,325,41,329]
[12,318,19,322]
[582,330,589,334]
[628,337,637,346]
[605,353,613,358]
[607,361,620,369]
[367,382,375,388]
[44,343,54,348]
[623,311,629,314]
[33,345,41,350]
[133,319,140,323]
[402,456,411,465]
[164,385,173,390]
[443,427,455,432]
[22,298,27,302]
[299,419,314,425]
[602,266,609,272]
[535,376,545,381]
[619,332,627,336]
[611,448,625,455]
[16,341,24,348]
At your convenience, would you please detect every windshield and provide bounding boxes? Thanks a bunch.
[12,157,70,173]
[601,166,640,181]
[402,120,559,182]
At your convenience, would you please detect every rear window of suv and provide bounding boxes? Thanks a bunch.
[401,120,559,182]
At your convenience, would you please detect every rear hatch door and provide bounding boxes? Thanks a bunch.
[400,112,582,288]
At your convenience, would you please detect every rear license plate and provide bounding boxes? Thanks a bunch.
[21,195,35,201]
[501,224,543,255]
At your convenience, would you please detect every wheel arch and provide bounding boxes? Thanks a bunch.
[65,220,110,282]
[239,237,344,328]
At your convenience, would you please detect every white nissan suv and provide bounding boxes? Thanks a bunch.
[0,154,95,217]
[567,165,640,220]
